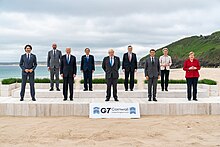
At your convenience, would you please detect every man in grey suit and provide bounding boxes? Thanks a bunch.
[145,49,161,102]
[19,45,37,101]
[102,49,120,101]
[47,43,62,91]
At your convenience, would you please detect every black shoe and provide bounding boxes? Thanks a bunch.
[63,98,67,101]
[162,89,164,91]
[32,98,36,101]
[193,99,198,101]
[20,98,24,101]
[49,88,54,91]
[188,98,191,101]
[70,98,73,101]
[83,89,88,91]
[153,98,157,102]
[130,89,133,91]
[89,89,93,91]
[125,89,128,91]
[56,88,60,91]
[105,98,110,101]
[148,98,152,101]
[114,98,119,101]
[165,89,168,91]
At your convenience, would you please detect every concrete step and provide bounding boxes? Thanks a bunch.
[12,89,209,98]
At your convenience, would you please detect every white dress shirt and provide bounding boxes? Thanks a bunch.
[109,56,114,66]
[159,55,172,70]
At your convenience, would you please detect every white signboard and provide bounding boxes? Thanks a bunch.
[89,103,140,118]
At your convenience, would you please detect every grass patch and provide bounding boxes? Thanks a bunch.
[80,78,137,84]
[1,78,64,85]
[144,79,217,85]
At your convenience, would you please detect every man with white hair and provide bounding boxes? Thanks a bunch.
[102,49,121,101]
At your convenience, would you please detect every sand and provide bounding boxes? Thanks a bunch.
[1,68,220,147]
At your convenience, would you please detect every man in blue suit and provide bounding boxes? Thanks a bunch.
[80,48,95,91]
[19,45,37,101]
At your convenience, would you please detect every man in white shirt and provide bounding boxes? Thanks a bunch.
[159,48,172,91]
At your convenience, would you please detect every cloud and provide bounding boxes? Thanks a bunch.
[0,0,220,62]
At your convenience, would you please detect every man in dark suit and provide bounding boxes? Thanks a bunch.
[47,43,62,91]
[122,45,137,91]
[60,47,77,101]
[145,49,161,102]
[102,49,121,101]
[80,48,95,91]
[19,44,37,101]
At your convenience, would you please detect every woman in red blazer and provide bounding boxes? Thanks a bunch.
[183,52,201,101]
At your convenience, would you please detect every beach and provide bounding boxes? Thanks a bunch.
[0,68,220,147]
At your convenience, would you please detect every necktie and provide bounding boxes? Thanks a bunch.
[27,54,30,63]
[67,55,70,64]
[110,57,113,66]
[152,57,154,64]
[53,50,56,57]
[87,56,89,62]
[129,53,132,62]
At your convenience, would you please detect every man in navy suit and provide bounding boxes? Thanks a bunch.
[19,44,37,101]
[80,48,95,91]
[60,47,77,101]
[122,45,137,91]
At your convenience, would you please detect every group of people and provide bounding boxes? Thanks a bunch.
[19,43,201,102]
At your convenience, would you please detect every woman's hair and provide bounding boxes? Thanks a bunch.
[189,51,194,55]
[24,44,32,50]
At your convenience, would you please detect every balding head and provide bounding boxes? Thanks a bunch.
[52,43,57,49]
[108,49,114,57]
[66,47,71,54]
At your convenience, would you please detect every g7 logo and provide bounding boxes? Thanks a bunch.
[100,108,111,113]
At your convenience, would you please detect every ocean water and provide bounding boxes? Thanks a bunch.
[0,65,107,80]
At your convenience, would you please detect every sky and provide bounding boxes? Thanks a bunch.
[0,0,220,62]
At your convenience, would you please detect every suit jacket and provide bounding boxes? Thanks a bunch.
[80,55,95,71]
[47,49,62,68]
[19,53,37,75]
[183,58,200,78]
[102,56,121,79]
[144,56,161,78]
[60,54,77,78]
[122,52,137,71]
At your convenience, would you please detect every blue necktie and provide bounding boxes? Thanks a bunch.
[86,56,89,62]
[27,54,30,63]
[67,55,70,64]
[110,57,113,66]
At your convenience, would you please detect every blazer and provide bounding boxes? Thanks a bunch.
[47,49,62,68]
[102,56,121,79]
[183,59,200,78]
[122,52,137,71]
[159,55,172,70]
[60,54,77,78]
[80,55,95,71]
[144,56,161,78]
[19,53,37,75]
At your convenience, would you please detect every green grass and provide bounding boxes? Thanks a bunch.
[1,78,64,85]
[144,79,217,85]
[139,31,220,68]
[80,78,138,84]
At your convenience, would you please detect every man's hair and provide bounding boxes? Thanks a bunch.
[150,49,156,52]
[163,48,168,51]
[128,45,133,49]
[85,48,90,51]
[189,51,194,55]
[24,44,32,50]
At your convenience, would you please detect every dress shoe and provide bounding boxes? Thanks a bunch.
[130,89,133,91]
[63,98,67,101]
[56,88,60,91]
[193,98,198,101]
[114,98,119,101]
[83,89,88,91]
[125,89,128,91]
[105,98,110,102]
[20,98,24,101]
[165,89,168,91]
[188,98,191,101]
[89,89,93,91]
[148,98,152,101]
[70,98,73,101]
[153,98,157,102]
[32,98,36,101]
[162,89,164,91]
[49,88,54,91]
